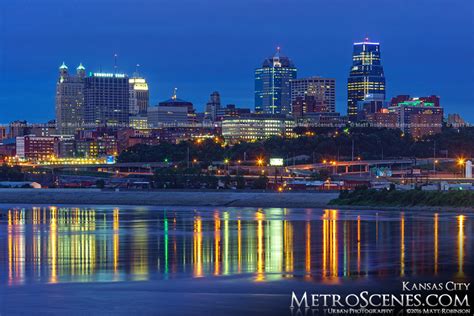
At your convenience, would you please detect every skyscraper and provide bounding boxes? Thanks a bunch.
[255,48,297,115]
[83,72,130,127]
[347,38,386,122]
[55,62,85,135]
[290,77,336,113]
[205,91,221,122]
[129,76,149,116]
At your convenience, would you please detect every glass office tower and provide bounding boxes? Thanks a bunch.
[255,48,297,115]
[347,39,386,122]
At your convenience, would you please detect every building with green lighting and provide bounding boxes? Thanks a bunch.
[388,95,443,138]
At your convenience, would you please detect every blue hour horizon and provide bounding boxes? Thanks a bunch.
[1,0,473,122]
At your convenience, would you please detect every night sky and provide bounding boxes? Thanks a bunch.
[1,0,473,123]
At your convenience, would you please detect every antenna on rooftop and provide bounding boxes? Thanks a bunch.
[114,53,118,73]
[172,88,178,100]
[134,64,140,77]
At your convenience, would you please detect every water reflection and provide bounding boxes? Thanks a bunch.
[0,206,472,285]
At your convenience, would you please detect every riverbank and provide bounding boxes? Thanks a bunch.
[0,189,338,208]
[329,188,474,211]
[1,189,474,212]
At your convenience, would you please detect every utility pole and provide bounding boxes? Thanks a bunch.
[351,139,355,161]
[187,146,190,169]
[433,140,436,174]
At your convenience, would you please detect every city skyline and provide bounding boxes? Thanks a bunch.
[1,0,473,123]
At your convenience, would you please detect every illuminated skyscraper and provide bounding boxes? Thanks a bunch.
[83,72,130,127]
[129,75,149,116]
[55,62,85,135]
[255,48,297,114]
[347,39,386,122]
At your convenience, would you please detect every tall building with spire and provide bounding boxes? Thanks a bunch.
[255,47,297,114]
[55,62,86,135]
[347,38,386,122]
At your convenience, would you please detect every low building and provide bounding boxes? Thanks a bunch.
[292,95,328,119]
[129,115,149,130]
[365,109,399,129]
[148,106,189,127]
[216,104,251,121]
[222,114,295,143]
[16,135,60,160]
[116,129,160,153]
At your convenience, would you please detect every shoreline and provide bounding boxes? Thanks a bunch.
[0,189,473,212]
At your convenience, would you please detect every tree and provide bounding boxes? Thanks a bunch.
[252,175,268,190]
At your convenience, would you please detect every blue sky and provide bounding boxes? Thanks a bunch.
[1,0,473,122]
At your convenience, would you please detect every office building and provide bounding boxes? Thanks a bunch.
[204,91,221,122]
[16,135,59,160]
[129,77,149,115]
[356,93,386,121]
[156,89,196,123]
[447,113,467,127]
[292,95,329,119]
[148,106,189,127]
[216,104,251,121]
[83,72,130,128]
[290,77,336,112]
[222,114,295,143]
[255,48,297,114]
[389,96,443,138]
[55,62,86,135]
[347,39,386,122]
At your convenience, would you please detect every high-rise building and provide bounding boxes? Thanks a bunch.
[55,62,86,135]
[83,72,130,128]
[255,48,297,114]
[129,77,149,115]
[347,39,386,122]
[290,77,336,113]
[205,91,221,122]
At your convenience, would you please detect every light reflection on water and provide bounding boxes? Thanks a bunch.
[0,206,472,285]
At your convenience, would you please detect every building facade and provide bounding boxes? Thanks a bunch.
[16,135,59,160]
[388,96,443,138]
[55,62,86,135]
[290,77,336,113]
[83,72,130,128]
[129,77,149,116]
[347,39,386,122]
[204,91,221,122]
[255,48,297,115]
[222,114,295,143]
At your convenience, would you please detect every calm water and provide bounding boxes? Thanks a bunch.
[0,205,472,286]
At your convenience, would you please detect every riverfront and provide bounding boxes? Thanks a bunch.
[0,205,472,315]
